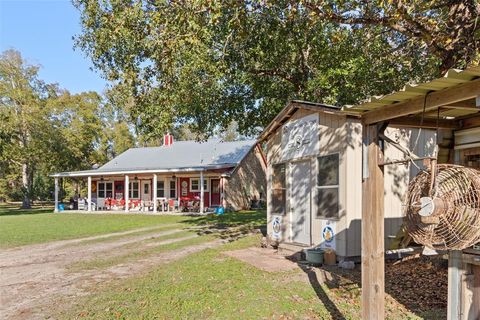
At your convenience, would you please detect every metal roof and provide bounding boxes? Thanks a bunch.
[258,100,343,142]
[52,139,256,177]
[343,66,480,118]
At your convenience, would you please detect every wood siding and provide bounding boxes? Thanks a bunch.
[266,108,436,257]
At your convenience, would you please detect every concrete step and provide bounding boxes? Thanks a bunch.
[278,242,311,259]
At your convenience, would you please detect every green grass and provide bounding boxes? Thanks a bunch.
[0,203,266,248]
[58,235,443,320]
[58,235,337,319]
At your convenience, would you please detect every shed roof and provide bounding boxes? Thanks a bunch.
[258,100,342,142]
[52,139,256,177]
[343,66,480,123]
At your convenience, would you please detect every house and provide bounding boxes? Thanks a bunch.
[258,100,436,259]
[51,136,267,213]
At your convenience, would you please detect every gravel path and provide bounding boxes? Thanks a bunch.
[0,226,223,319]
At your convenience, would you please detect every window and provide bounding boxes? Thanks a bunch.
[98,182,105,198]
[98,182,113,198]
[157,180,165,198]
[271,164,286,215]
[106,183,113,198]
[190,178,208,192]
[144,183,149,194]
[129,181,139,198]
[169,180,177,198]
[316,154,339,219]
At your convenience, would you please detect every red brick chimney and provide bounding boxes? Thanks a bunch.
[163,133,173,146]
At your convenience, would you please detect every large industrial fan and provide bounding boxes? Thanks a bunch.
[404,163,480,250]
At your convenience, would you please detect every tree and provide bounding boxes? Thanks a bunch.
[303,0,480,73]
[74,1,472,138]
[0,49,127,205]
[0,50,53,208]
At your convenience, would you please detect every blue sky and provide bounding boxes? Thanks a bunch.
[0,0,107,94]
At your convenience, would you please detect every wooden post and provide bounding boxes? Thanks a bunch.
[153,174,157,213]
[448,250,462,320]
[125,175,129,213]
[87,176,92,212]
[362,124,385,319]
[54,177,59,213]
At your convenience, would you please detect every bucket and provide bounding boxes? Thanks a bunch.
[215,206,225,215]
[305,248,324,265]
[324,249,337,265]
[58,204,64,212]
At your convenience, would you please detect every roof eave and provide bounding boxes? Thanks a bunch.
[50,163,238,178]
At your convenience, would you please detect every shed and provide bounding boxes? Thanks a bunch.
[258,100,436,258]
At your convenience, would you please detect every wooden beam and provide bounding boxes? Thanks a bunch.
[389,116,460,129]
[363,79,480,125]
[443,99,477,110]
[461,115,480,129]
[362,124,385,320]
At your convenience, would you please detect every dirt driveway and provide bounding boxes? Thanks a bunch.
[0,226,224,320]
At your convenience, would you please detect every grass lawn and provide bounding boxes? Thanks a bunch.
[57,235,439,320]
[0,203,265,248]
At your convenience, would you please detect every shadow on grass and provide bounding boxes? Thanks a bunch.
[182,210,267,242]
[287,254,447,320]
[0,204,53,216]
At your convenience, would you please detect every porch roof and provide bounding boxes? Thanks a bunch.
[52,139,256,178]
[342,66,480,125]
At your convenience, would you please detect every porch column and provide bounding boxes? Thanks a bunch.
[361,124,385,319]
[200,171,204,213]
[54,177,59,212]
[153,174,158,213]
[125,175,129,213]
[87,176,92,212]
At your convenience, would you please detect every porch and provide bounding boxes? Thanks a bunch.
[54,171,226,214]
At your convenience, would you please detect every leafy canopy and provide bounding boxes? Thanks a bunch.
[74,1,476,137]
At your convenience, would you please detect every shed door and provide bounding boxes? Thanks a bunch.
[290,160,311,245]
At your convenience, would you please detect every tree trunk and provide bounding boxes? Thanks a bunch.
[21,162,31,209]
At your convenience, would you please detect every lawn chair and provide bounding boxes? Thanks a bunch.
[168,199,180,211]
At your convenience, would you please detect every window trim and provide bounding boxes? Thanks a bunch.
[129,181,140,199]
[169,179,177,199]
[97,181,113,198]
[316,153,340,220]
[271,162,287,215]
[190,178,209,192]
[157,180,165,198]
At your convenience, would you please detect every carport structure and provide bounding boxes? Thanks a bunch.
[343,66,480,319]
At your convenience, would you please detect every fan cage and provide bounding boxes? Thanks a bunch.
[404,164,480,251]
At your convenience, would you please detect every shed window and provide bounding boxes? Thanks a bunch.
[316,154,339,219]
[157,180,165,198]
[272,163,286,215]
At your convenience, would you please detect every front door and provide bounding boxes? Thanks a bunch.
[141,181,151,201]
[290,160,311,245]
[210,179,221,206]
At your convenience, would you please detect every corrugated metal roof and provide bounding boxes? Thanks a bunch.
[343,66,480,116]
[258,100,343,142]
[53,139,256,177]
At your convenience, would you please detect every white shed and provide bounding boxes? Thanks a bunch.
[259,100,436,259]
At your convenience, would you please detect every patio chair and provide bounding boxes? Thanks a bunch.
[167,199,175,212]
